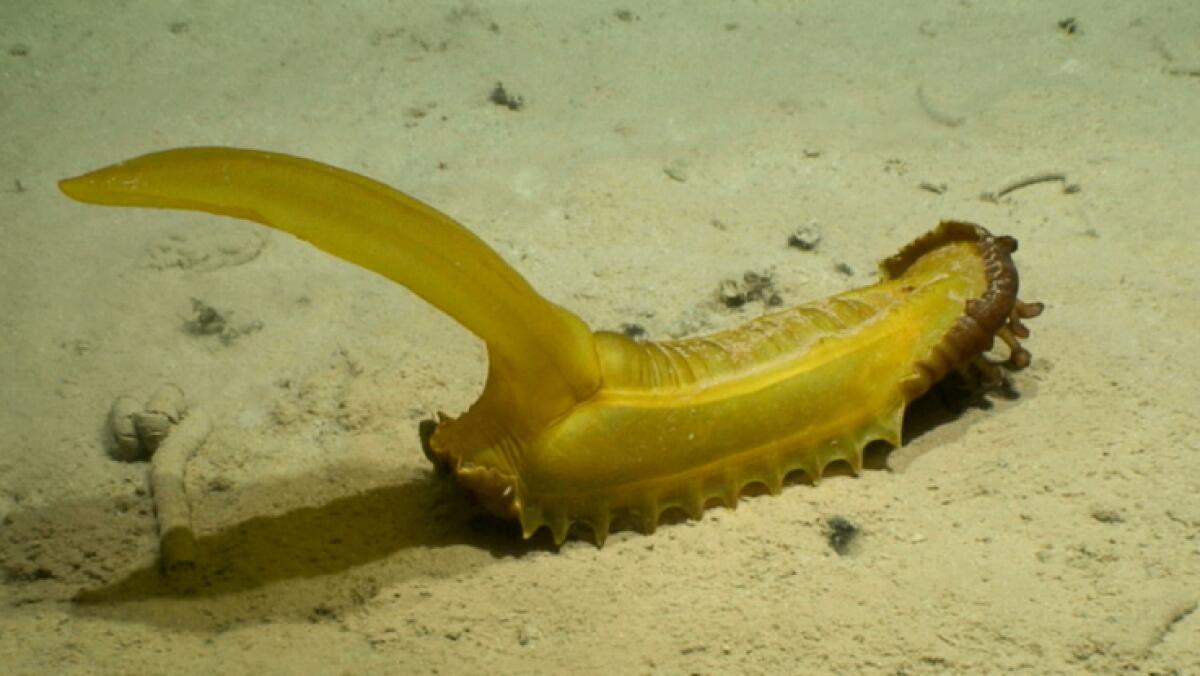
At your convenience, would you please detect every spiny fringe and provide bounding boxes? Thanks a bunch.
[518,415,902,546]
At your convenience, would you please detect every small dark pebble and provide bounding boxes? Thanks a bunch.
[489,82,524,111]
[718,280,747,308]
[621,323,648,342]
[718,270,782,309]
[1091,508,1124,524]
[787,224,821,251]
[1057,17,1079,35]
[186,298,226,336]
[309,605,338,622]
[825,516,860,555]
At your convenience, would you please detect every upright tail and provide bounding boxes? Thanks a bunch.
[60,147,601,422]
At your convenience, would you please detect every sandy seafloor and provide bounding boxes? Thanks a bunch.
[2,1,1198,674]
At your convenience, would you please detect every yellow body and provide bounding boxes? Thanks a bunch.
[60,147,1035,545]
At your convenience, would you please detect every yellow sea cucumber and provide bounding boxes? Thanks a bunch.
[60,147,1042,545]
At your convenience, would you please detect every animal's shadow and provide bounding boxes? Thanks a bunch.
[1,368,1036,632]
[2,461,544,632]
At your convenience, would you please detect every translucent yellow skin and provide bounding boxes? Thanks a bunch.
[510,244,983,541]
[59,148,600,433]
[60,147,1019,546]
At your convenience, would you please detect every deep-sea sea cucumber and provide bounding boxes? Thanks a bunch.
[60,147,1042,545]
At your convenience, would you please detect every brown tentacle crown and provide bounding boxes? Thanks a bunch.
[60,148,1042,546]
